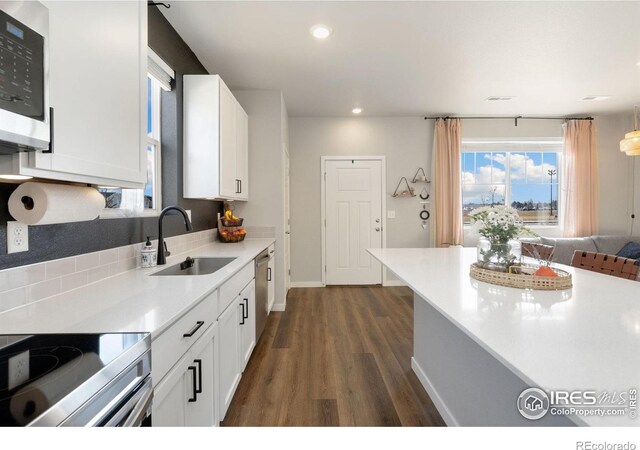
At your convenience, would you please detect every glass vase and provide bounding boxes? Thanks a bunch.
[476,238,522,272]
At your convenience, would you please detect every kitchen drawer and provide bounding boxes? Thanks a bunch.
[219,261,254,314]
[152,289,218,383]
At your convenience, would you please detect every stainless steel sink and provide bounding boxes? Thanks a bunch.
[151,257,236,276]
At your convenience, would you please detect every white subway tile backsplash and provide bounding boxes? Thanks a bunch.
[0,264,46,292]
[99,248,119,265]
[60,271,88,292]
[27,278,61,302]
[0,287,27,313]
[76,252,100,271]
[0,229,216,313]
[45,258,76,280]
[87,265,110,284]
[118,245,136,260]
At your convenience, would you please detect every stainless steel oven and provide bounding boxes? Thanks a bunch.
[0,333,152,427]
[0,1,50,153]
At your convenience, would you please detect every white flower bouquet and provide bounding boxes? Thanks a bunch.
[469,205,535,270]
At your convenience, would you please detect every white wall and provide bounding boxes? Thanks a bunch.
[289,117,433,284]
[233,90,289,310]
[595,113,638,235]
[289,115,638,285]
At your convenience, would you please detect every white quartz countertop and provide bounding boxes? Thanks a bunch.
[369,247,640,427]
[0,238,274,339]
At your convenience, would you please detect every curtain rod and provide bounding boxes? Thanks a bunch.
[423,115,594,126]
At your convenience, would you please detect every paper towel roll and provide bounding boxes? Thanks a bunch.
[8,182,105,225]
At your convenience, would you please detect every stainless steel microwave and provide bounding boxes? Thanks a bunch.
[0,1,49,154]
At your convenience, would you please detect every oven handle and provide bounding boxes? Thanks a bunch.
[122,379,154,427]
[98,377,153,427]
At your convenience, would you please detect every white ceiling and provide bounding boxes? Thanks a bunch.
[162,1,640,117]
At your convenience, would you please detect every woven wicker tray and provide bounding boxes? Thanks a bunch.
[470,263,572,290]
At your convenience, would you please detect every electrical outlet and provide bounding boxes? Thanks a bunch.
[8,350,29,390]
[387,210,396,219]
[7,221,28,254]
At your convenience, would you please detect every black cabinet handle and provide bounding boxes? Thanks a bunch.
[240,302,245,325]
[243,298,249,319]
[187,365,197,402]
[194,359,202,394]
[239,180,242,194]
[267,267,272,282]
[183,320,204,337]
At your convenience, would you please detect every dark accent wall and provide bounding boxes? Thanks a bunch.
[0,6,222,270]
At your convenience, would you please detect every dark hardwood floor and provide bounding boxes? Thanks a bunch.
[222,286,445,427]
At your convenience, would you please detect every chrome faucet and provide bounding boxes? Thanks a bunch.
[157,206,193,265]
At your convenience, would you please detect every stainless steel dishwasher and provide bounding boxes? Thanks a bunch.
[255,249,272,341]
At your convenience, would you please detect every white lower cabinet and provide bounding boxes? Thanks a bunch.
[239,280,256,372]
[151,259,262,426]
[267,248,275,313]
[153,322,218,427]
[218,295,241,420]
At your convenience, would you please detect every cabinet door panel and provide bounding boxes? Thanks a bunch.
[39,1,146,186]
[235,104,248,201]
[152,357,190,426]
[219,81,237,198]
[186,324,216,426]
[218,298,240,420]
[239,280,256,371]
[267,258,275,313]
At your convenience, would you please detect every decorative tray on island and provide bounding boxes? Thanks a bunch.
[470,263,572,290]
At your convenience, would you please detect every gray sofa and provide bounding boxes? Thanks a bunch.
[524,235,640,266]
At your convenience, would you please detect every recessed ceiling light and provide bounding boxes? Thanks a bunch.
[581,95,611,101]
[310,24,332,39]
[352,107,363,114]
[636,61,640,67]
[486,96,515,101]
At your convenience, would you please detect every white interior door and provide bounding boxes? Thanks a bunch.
[283,145,291,292]
[325,159,383,285]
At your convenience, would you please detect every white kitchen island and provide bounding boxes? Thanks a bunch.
[369,247,640,427]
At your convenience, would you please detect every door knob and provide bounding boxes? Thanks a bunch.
[285,231,290,235]
[375,219,380,223]
[375,227,380,232]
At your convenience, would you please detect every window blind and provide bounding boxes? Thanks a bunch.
[148,48,175,91]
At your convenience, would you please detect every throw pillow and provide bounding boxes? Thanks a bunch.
[616,241,640,266]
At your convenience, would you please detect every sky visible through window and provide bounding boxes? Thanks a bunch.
[462,151,559,224]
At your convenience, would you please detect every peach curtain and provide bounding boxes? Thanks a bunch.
[561,120,599,237]
[434,118,463,247]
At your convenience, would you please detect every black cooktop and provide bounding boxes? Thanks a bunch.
[0,333,147,426]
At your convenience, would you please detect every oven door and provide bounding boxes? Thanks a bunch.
[92,376,153,427]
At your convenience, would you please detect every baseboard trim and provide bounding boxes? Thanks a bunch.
[271,303,286,312]
[383,280,406,287]
[411,357,459,427]
[290,281,325,288]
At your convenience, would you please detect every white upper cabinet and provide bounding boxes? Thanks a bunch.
[235,105,249,201]
[0,1,147,188]
[183,74,248,201]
